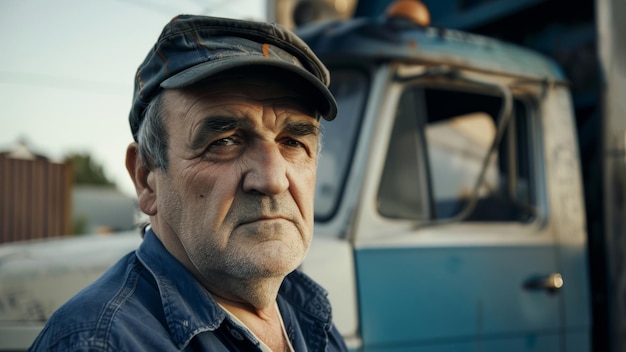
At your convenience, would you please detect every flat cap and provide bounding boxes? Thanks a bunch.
[129,15,337,141]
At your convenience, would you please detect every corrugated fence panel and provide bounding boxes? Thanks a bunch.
[0,155,73,243]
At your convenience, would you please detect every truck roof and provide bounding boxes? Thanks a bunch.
[297,16,566,81]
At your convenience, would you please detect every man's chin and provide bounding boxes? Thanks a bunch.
[241,245,305,278]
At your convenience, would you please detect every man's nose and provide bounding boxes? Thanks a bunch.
[242,142,289,195]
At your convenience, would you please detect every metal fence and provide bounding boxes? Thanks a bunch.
[0,154,73,243]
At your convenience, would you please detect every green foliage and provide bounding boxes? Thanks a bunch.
[67,153,116,187]
[73,214,88,235]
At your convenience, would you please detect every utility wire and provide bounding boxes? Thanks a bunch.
[187,0,261,18]
[113,0,255,18]
[111,0,186,17]
[190,0,233,15]
[0,71,128,96]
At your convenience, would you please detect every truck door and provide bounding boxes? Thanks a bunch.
[351,65,588,351]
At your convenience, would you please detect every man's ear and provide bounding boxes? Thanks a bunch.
[126,143,157,216]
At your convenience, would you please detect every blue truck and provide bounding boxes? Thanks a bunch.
[1,0,624,351]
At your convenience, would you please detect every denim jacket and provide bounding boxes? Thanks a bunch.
[30,230,347,351]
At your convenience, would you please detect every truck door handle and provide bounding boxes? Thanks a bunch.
[523,273,563,294]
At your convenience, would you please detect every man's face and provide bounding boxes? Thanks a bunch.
[151,76,320,285]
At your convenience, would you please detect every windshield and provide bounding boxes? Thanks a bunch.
[314,68,369,221]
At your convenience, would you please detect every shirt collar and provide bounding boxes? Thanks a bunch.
[136,229,225,350]
[279,269,332,325]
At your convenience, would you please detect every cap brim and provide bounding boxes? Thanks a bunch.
[160,57,337,121]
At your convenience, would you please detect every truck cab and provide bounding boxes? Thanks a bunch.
[298,2,590,350]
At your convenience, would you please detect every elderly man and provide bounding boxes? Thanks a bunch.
[30,15,346,351]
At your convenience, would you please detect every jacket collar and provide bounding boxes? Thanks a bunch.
[136,229,225,350]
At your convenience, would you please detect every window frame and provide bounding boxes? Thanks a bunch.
[314,66,371,222]
[376,78,544,225]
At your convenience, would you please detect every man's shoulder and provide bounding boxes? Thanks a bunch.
[29,251,171,351]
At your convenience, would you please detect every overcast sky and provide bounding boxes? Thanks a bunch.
[0,0,266,196]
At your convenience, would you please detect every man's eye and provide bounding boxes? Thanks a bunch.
[205,137,242,155]
[211,137,238,147]
[283,139,303,148]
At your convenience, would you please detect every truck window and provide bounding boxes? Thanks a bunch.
[378,85,536,223]
[315,69,368,220]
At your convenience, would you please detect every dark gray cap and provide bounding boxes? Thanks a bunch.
[129,15,337,141]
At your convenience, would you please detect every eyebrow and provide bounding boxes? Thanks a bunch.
[283,121,320,138]
[188,117,240,151]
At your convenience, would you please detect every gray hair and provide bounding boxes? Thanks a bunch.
[137,93,168,171]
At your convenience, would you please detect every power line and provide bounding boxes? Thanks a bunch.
[111,0,186,17]
[112,0,253,17]
[0,71,128,96]
[189,0,232,15]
